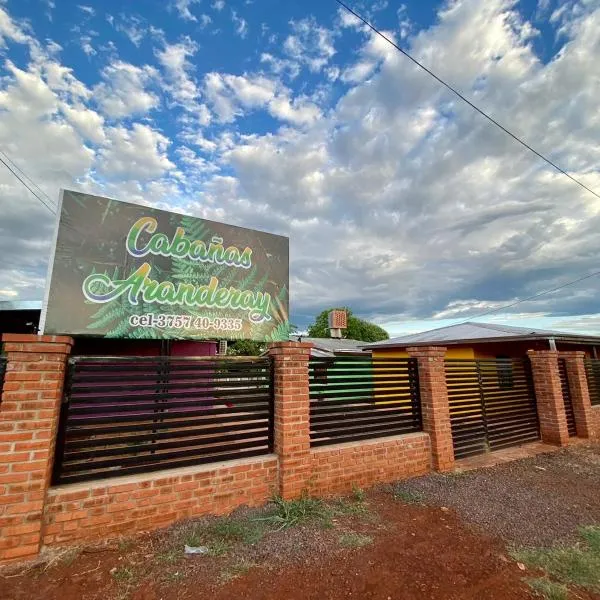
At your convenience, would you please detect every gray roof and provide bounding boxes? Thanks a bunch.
[365,321,600,349]
[290,336,368,356]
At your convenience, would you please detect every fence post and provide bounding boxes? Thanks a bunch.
[527,350,570,446]
[268,341,313,500]
[0,334,73,564]
[559,351,594,439]
[407,346,454,472]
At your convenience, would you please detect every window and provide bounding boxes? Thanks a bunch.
[496,355,514,390]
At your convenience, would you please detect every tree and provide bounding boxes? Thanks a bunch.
[226,339,266,356]
[306,308,389,342]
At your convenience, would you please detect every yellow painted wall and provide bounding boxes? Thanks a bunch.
[372,347,475,359]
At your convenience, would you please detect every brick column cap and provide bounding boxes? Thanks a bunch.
[558,350,587,359]
[406,345,447,355]
[267,341,313,356]
[2,333,74,346]
[527,349,558,358]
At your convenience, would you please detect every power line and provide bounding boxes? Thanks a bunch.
[453,269,600,324]
[334,0,600,202]
[0,153,56,214]
[0,148,56,208]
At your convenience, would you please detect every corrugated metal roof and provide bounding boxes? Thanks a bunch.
[289,336,367,354]
[365,321,600,348]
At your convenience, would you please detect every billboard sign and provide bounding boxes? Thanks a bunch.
[41,190,289,341]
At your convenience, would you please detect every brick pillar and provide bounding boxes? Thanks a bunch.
[0,334,73,563]
[268,341,312,500]
[407,346,454,472]
[527,350,570,446]
[559,351,594,438]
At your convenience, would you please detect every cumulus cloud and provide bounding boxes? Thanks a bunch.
[203,72,321,125]
[93,61,158,118]
[283,17,336,72]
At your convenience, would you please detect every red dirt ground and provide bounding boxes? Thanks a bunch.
[2,494,536,600]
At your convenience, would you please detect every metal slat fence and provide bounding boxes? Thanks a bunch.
[446,358,540,459]
[558,358,577,437]
[308,356,422,446]
[585,358,600,406]
[52,356,273,484]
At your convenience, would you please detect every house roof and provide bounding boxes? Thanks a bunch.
[290,336,367,356]
[365,321,600,349]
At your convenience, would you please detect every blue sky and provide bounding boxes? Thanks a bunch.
[1,0,600,336]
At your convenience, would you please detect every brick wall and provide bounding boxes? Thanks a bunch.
[308,433,430,496]
[269,341,313,500]
[43,456,278,546]
[0,334,73,562]
[407,346,454,471]
[528,350,570,446]
[1,337,439,564]
[590,406,600,440]
[560,351,594,439]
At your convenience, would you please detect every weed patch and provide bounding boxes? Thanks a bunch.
[512,526,600,593]
[258,495,334,530]
[391,487,425,505]
[338,533,373,549]
[526,578,568,600]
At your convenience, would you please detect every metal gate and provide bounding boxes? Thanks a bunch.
[558,359,577,437]
[445,358,540,459]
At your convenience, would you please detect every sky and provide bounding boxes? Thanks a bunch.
[0,0,600,337]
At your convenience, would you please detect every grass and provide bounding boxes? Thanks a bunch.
[258,495,335,530]
[391,487,425,505]
[512,526,600,594]
[526,578,568,600]
[219,560,256,584]
[338,532,373,549]
[111,566,135,584]
[155,548,180,564]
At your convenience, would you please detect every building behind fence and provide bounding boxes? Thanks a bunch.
[1,335,600,564]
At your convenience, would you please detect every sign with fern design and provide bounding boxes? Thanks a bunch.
[40,190,290,341]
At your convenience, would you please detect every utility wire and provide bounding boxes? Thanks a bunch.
[334,0,600,202]
[0,148,56,208]
[0,153,56,214]
[452,269,600,324]
[336,1,600,322]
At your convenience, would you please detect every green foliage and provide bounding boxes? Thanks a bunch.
[307,307,389,342]
[258,495,334,530]
[227,340,266,356]
[512,526,600,593]
[526,578,568,600]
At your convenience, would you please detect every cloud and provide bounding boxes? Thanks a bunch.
[155,36,201,107]
[2,0,600,337]
[93,61,158,118]
[203,72,321,125]
[80,35,96,56]
[113,14,147,47]
[213,0,225,10]
[171,0,201,22]
[0,6,33,48]
[77,5,95,16]
[283,17,336,72]
[231,10,248,38]
[97,123,175,180]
